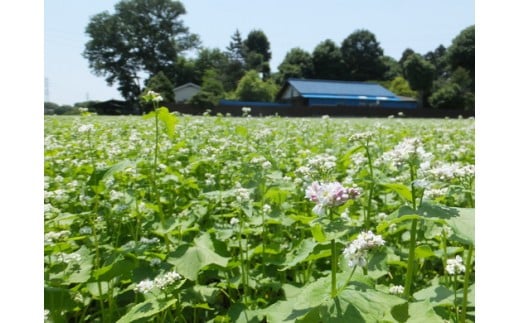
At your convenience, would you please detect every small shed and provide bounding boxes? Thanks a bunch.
[277,78,417,109]
[173,83,201,103]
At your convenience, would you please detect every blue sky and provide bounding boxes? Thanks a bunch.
[44,0,474,105]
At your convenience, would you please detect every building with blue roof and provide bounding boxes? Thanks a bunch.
[276,78,417,109]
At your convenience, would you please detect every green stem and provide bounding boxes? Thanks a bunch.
[404,218,418,299]
[364,143,374,229]
[338,265,358,293]
[404,163,418,299]
[453,275,459,322]
[461,245,473,323]
[331,238,337,297]
[238,220,248,306]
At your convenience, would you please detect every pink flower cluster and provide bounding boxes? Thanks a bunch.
[305,181,360,215]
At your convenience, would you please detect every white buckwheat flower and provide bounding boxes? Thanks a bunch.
[154,270,182,290]
[446,255,466,275]
[78,124,94,133]
[389,285,405,295]
[343,231,385,267]
[135,279,154,294]
[305,181,360,216]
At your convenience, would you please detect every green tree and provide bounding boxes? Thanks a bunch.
[424,45,449,79]
[403,53,435,108]
[340,29,387,81]
[189,69,226,108]
[430,67,474,110]
[193,48,229,85]
[140,71,175,104]
[83,0,200,103]
[243,30,272,78]
[388,76,417,98]
[381,56,402,80]
[223,29,247,92]
[399,48,415,77]
[235,70,278,102]
[311,39,343,80]
[226,29,245,62]
[447,25,475,83]
[276,47,314,83]
[428,83,465,109]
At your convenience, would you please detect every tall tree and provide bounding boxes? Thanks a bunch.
[83,0,200,102]
[189,69,226,108]
[447,25,475,86]
[399,48,416,77]
[276,47,314,83]
[226,29,245,62]
[340,29,387,81]
[311,39,343,80]
[403,53,435,108]
[193,48,228,85]
[243,30,272,78]
[235,70,278,102]
[223,29,247,91]
[424,45,449,79]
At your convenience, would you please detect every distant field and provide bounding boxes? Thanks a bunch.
[44,115,475,322]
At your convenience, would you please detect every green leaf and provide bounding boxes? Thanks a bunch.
[235,125,248,137]
[44,286,77,313]
[279,238,317,271]
[340,145,364,169]
[167,233,229,281]
[413,279,454,306]
[93,258,135,281]
[157,107,177,138]
[116,297,178,323]
[444,207,474,245]
[415,244,435,259]
[87,160,135,187]
[380,183,413,203]
[406,300,445,323]
[310,223,327,243]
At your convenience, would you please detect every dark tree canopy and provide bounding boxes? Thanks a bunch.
[447,25,475,79]
[403,53,435,93]
[403,53,435,107]
[141,71,175,103]
[83,0,200,102]
[340,29,387,81]
[424,45,448,79]
[243,30,272,77]
[311,39,343,80]
[277,47,314,82]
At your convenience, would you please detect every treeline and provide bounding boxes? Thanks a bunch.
[46,0,474,113]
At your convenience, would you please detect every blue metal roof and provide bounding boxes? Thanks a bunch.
[287,78,397,99]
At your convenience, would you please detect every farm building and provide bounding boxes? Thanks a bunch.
[276,78,417,109]
[173,82,201,103]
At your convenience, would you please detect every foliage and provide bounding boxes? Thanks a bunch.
[140,71,175,109]
[429,68,474,110]
[381,56,402,81]
[447,25,475,81]
[403,53,435,108]
[312,39,344,80]
[424,45,449,80]
[189,69,226,108]
[388,76,418,98]
[45,114,474,322]
[341,29,388,81]
[243,29,272,77]
[83,0,200,101]
[276,47,314,83]
[234,70,278,102]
